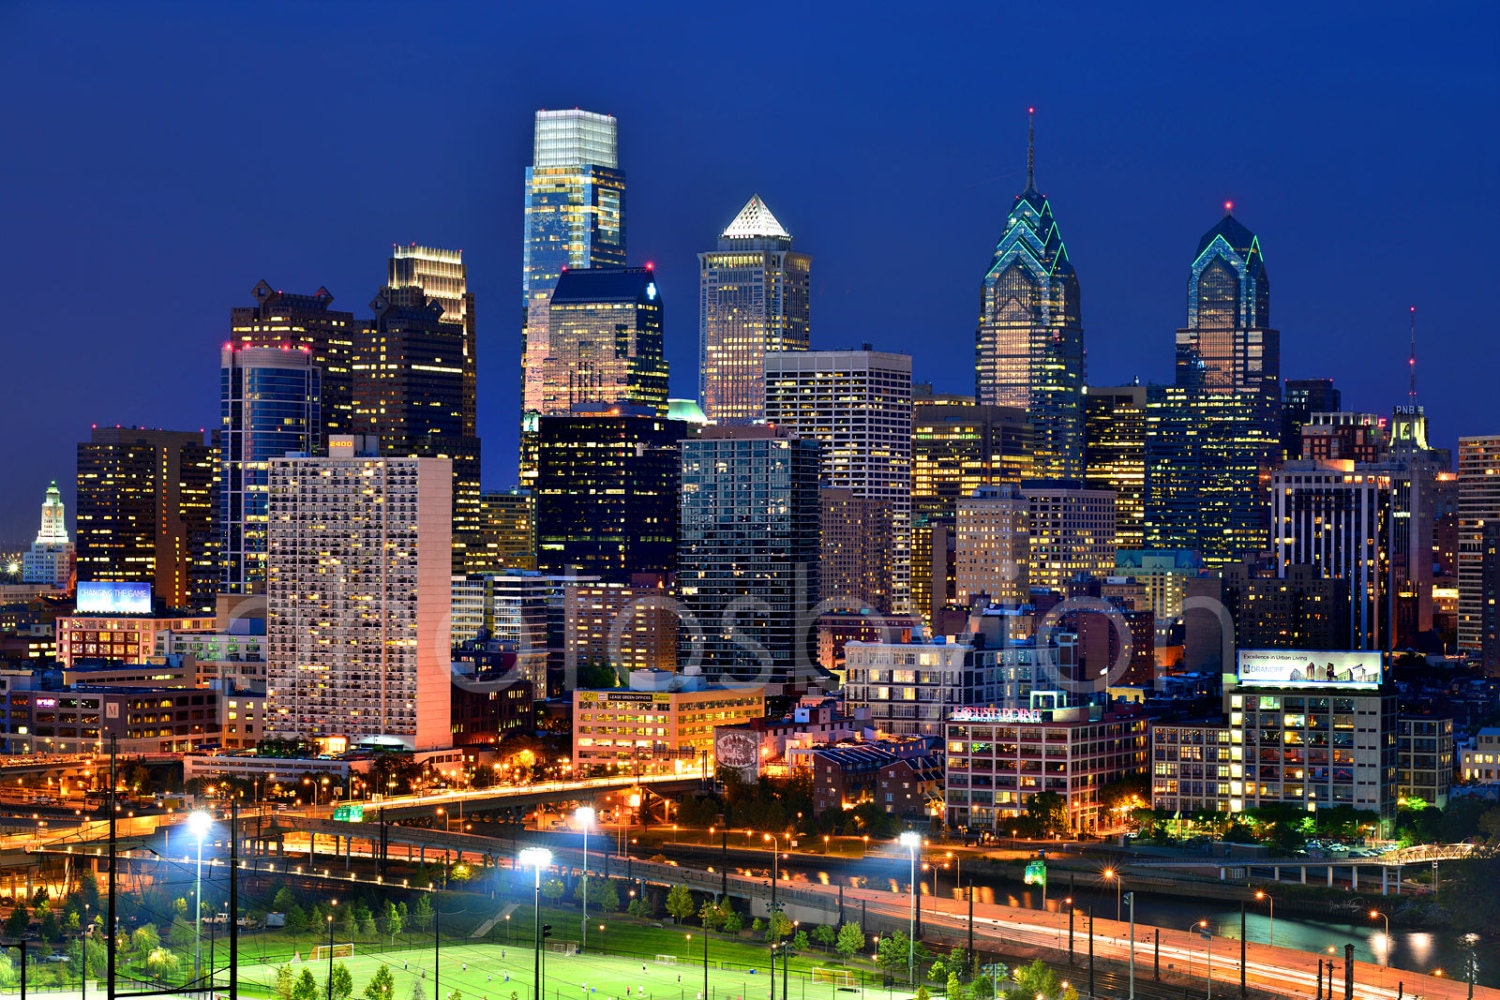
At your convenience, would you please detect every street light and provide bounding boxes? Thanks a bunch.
[763,833,781,907]
[1255,891,1275,947]
[187,809,212,985]
[1369,910,1391,966]
[326,905,338,1000]
[1192,920,1211,1000]
[1102,867,1122,922]
[520,847,553,1000]
[899,831,922,988]
[577,806,595,953]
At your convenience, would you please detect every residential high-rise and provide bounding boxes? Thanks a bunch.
[1020,480,1117,592]
[1281,378,1341,460]
[677,425,821,686]
[975,112,1085,479]
[75,428,217,611]
[357,283,482,562]
[955,485,1029,606]
[1271,460,1394,650]
[265,439,452,750]
[22,482,73,588]
[1083,385,1146,550]
[1145,207,1281,566]
[819,488,893,611]
[540,266,668,417]
[231,281,355,451]
[220,345,322,595]
[1458,436,1500,660]
[520,109,626,484]
[698,195,811,423]
[764,349,912,613]
[534,405,683,582]
[1480,522,1500,673]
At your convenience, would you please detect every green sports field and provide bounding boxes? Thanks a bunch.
[233,940,905,1000]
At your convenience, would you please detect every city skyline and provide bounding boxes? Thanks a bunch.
[2,4,1496,542]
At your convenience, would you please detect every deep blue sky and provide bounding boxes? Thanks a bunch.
[2,2,1497,545]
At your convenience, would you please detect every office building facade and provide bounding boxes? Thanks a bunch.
[220,345,322,594]
[764,349,912,613]
[231,281,355,451]
[541,267,668,418]
[534,406,683,581]
[1084,385,1146,550]
[1020,480,1117,592]
[955,485,1029,606]
[75,428,217,612]
[1458,436,1500,659]
[265,441,452,750]
[974,115,1085,479]
[698,195,810,423]
[677,426,821,686]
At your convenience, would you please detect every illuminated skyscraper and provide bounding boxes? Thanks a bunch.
[75,427,217,611]
[520,109,626,483]
[389,245,477,440]
[221,345,322,594]
[765,349,913,613]
[231,282,354,451]
[1145,206,1281,566]
[698,195,810,423]
[22,482,73,587]
[955,484,1029,606]
[975,112,1085,479]
[1458,435,1500,659]
[1083,385,1146,550]
[356,283,482,565]
[540,267,668,417]
[912,387,1033,502]
[1282,378,1341,460]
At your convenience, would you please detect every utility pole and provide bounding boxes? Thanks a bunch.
[1126,891,1135,1000]
[1087,908,1094,1000]
[1239,901,1247,1000]
[106,738,116,1000]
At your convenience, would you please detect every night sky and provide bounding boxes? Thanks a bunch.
[2,2,1497,544]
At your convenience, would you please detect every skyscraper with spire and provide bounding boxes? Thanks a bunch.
[1146,204,1281,566]
[698,195,811,424]
[975,110,1085,479]
[519,109,626,484]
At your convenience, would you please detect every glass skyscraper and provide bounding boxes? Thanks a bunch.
[975,113,1085,479]
[221,345,322,594]
[541,266,668,417]
[698,195,811,424]
[1146,207,1282,566]
[520,109,626,483]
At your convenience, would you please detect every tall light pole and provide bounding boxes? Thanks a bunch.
[1102,867,1122,922]
[763,833,780,907]
[187,809,212,985]
[1125,891,1135,1000]
[1255,891,1275,946]
[899,831,922,987]
[1369,910,1390,966]
[520,847,553,1000]
[326,906,337,1000]
[1193,920,1211,1000]
[577,806,595,953]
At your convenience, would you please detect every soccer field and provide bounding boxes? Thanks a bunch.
[234,940,896,1000]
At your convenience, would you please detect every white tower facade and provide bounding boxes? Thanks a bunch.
[23,481,73,587]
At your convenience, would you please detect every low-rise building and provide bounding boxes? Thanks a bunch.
[572,669,764,777]
[1460,727,1500,783]
[797,737,938,813]
[1,684,218,755]
[57,610,216,667]
[1397,716,1453,809]
[877,753,945,820]
[945,706,1147,834]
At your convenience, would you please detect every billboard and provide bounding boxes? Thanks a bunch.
[1236,650,1382,690]
[76,581,152,615]
[714,728,761,781]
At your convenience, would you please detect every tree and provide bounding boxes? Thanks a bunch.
[930,960,947,983]
[751,917,765,935]
[365,966,397,1000]
[293,969,321,1000]
[273,964,297,1000]
[722,910,744,934]
[3,903,29,939]
[698,900,726,931]
[37,904,60,942]
[168,916,195,949]
[835,922,865,961]
[412,896,434,932]
[272,887,298,913]
[410,982,426,1000]
[541,879,567,904]
[876,931,910,977]
[131,924,160,955]
[665,884,695,923]
[793,929,810,951]
[286,904,309,934]
[813,924,837,952]
[576,878,620,914]
[765,909,792,942]
[328,962,355,1000]
[946,973,968,1000]
[1002,960,1075,1000]
[577,660,619,690]
[1025,792,1068,837]
[915,988,931,1000]
[384,901,404,943]
[145,948,179,980]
